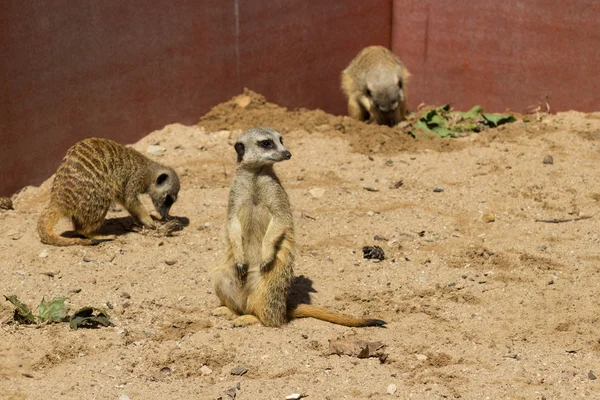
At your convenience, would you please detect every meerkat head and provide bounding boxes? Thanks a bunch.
[234,127,292,168]
[149,167,180,219]
[365,64,407,113]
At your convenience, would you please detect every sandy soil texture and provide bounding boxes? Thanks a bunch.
[2,90,600,399]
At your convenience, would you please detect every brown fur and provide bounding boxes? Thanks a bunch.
[341,45,410,127]
[37,137,180,246]
[213,128,386,328]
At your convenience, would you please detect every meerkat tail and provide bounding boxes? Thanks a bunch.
[37,205,95,246]
[290,304,386,327]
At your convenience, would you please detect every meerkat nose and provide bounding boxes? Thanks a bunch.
[283,151,292,159]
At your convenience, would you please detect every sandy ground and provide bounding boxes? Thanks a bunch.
[2,91,600,399]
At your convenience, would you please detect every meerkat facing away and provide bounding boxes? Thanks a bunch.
[212,127,386,328]
[37,137,180,246]
[341,45,410,127]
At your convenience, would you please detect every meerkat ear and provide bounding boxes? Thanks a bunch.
[156,172,169,186]
[234,142,245,157]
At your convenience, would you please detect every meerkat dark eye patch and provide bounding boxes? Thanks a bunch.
[164,195,174,208]
[279,137,283,145]
[259,139,274,149]
[366,88,372,97]
[156,173,169,185]
[398,80,403,89]
[234,142,245,157]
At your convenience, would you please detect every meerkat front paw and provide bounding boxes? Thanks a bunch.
[260,258,274,274]
[235,262,248,279]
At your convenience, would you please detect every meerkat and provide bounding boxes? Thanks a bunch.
[341,45,410,127]
[212,127,386,328]
[37,137,180,246]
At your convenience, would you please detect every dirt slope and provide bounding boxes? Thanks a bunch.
[1,91,600,399]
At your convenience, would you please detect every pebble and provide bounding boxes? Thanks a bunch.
[230,365,248,376]
[543,155,554,165]
[147,144,166,155]
[234,95,252,108]
[119,395,131,400]
[589,370,597,380]
[15,270,25,275]
[433,187,444,193]
[482,213,495,223]
[165,259,177,266]
[200,365,212,376]
[213,130,231,139]
[309,188,325,198]
[387,383,397,395]
[39,249,48,258]
[286,394,306,400]
[415,354,428,361]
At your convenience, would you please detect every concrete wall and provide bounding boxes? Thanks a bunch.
[392,0,600,113]
[0,0,392,196]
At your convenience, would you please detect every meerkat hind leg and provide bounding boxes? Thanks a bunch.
[211,306,237,319]
[233,314,261,327]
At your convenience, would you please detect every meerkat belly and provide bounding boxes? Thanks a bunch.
[238,204,271,269]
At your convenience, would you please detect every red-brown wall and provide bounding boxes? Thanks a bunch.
[0,1,392,196]
[2,1,598,196]
[392,0,600,113]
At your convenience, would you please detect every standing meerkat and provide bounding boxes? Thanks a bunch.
[37,137,180,246]
[212,127,386,328]
[341,45,410,127]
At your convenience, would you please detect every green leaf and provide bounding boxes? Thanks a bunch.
[460,105,483,119]
[421,109,438,123]
[482,113,516,127]
[69,307,113,330]
[415,120,434,134]
[4,295,36,324]
[39,297,68,323]
[429,114,447,127]
[432,126,457,138]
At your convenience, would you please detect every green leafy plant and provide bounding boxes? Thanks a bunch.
[39,297,68,322]
[4,294,112,329]
[70,307,113,330]
[411,104,516,138]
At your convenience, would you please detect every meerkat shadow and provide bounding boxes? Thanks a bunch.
[287,275,317,307]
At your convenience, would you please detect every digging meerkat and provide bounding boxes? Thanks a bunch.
[341,45,410,127]
[37,137,180,246]
[212,127,386,327]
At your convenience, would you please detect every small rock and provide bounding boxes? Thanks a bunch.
[309,188,325,198]
[230,365,248,376]
[214,130,231,139]
[392,180,404,188]
[589,370,597,380]
[15,270,25,276]
[83,256,93,262]
[200,365,212,376]
[363,246,385,261]
[433,187,444,193]
[387,383,397,395]
[39,250,48,258]
[234,95,252,108]
[119,395,130,400]
[165,259,177,266]
[120,292,131,299]
[415,354,428,361]
[147,144,166,155]
[543,155,554,165]
[286,394,306,400]
[482,213,495,223]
